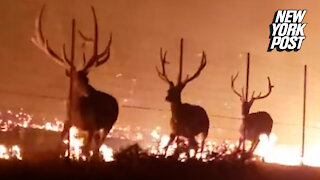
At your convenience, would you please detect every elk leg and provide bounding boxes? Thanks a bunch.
[58,121,71,156]
[100,127,111,145]
[176,136,183,145]
[83,131,94,157]
[187,137,198,158]
[93,128,110,154]
[164,133,176,156]
[200,132,208,159]
[61,121,71,139]
[237,137,244,152]
[200,139,206,159]
[250,139,260,154]
[93,132,101,155]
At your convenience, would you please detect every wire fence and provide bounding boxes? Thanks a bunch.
[1,89,320,134]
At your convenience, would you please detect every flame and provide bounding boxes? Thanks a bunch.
[253,133,320,166]
[99,144,114,162]
[64,126,87,161]
[0,145,9,160]
[0,144,22,160]
[63,126,114,162]
[11,145,22,160]
[3,108,320,166]
[150,129,161,140]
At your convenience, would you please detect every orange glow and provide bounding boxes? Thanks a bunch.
[2,108,320,166]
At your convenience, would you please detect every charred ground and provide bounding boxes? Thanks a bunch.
[1,153,320,180]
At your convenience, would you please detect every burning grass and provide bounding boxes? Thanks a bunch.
[0,108,319,167]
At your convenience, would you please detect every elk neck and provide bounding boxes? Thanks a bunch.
[242,110,250,123]
[169,99,182,118]
[241,101,252,120]
[68,79,91,109]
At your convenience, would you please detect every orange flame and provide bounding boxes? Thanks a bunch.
[2,108,320,166]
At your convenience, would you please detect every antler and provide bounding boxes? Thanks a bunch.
[231,72,245,100]
[250,77,274,101]
[157,38,206,87]
[182,51,207,85]
[31,5,74,69]
[80,6,112,73]
[156,48,173,85]
[174,38,206,85]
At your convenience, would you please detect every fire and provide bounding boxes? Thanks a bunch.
[150,128,161,140]
[0,145,9,159]
[3,108,320,167]
[99,144,114,162]
[64,126,87,161]
[253,133,320,167]
[63,126,114,162]
[0,144,22,160]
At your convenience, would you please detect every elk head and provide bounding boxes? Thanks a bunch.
[31,5,112,97]
[156,39,206,103]
[231,73,274,117]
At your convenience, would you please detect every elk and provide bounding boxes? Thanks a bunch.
[231,73,274,154]
[31,6,118,155]
[156,38,209,156]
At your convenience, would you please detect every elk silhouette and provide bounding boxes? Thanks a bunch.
[156,38,209,156]
[31,6,118,155]
[231,73,274,154]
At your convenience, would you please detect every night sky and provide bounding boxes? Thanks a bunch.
[0,0,319,145]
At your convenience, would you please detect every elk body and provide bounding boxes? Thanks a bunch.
[231,73,274,153]
[31,6,118,154]
[156,39,209,155]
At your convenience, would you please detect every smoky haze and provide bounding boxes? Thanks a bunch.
[0,0,320,145]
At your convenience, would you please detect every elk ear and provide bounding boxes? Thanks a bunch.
[65,70,70,77]
[169,82,174,87]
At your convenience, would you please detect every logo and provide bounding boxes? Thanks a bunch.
[268,10,307,52]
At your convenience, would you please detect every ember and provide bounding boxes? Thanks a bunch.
[0,108,320,167]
